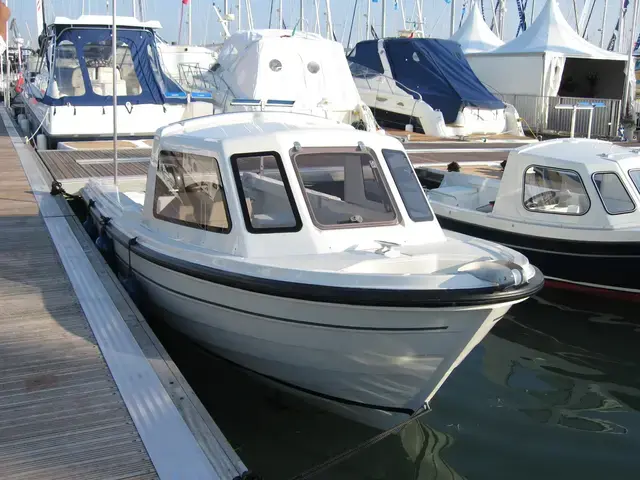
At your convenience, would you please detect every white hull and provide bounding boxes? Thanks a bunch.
[109,236,515,429]
[21,88,213,142]
[357,87,523,138]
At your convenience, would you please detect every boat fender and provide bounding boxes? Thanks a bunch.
[82,215,98,238]
[125,101,133,114]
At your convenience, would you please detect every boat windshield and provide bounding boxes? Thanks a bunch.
[291,149,399,228]
[629,169,640,194]
[382,149,434,222]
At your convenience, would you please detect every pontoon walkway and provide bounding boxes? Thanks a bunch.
[0,108,246,479]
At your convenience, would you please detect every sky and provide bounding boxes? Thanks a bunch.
[8,0,639,52]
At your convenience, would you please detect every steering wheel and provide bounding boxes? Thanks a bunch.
[185,182,218,194]
[524,190,560,210]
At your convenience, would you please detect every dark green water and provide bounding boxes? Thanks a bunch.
[148,289,640,480]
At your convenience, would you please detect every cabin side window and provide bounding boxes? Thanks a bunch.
[231,152,302,233]
[522,165,590,216]
[382,149,434,222]
[592,172,636,215]
[291,149,399,228]
[629,169,640,195]
[49,40,85,98]
[153,151,231,233]
[83,41,142,97]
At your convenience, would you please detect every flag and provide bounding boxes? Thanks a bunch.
[182,0,189,4]
[372,0,379,2]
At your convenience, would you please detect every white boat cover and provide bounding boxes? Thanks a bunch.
[450,3,503,54]
[215,29,363,114]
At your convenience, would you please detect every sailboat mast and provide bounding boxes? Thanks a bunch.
[450,0,456,35]
[325,0,334,39]
[300,0,304,32]
[381,0,387,38]
[366,0,371,39]
[188,0,192,44]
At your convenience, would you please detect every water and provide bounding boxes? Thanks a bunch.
[147,288,640,480]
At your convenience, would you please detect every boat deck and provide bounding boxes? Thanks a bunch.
[0,109,245,479]
[39,149,149,193]
[386,128,539,144]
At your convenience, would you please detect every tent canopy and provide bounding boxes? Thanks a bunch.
[450,3,503,53]
[381,38,505,123]
[490,0,626,60]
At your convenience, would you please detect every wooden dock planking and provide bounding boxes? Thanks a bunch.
[0,124,157,479]
[0,110,246,479]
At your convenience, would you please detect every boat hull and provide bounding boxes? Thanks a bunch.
[107,233,521,429]
[436,215,640,300]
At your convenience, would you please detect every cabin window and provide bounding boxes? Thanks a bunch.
[83,41,142,96]
[629,169,640,194]
[231,152,302,233]
[50,40,85,98]
[522,165,590,215]
[153,151,231,233]
[382,149,434,222]
[592,172,635,215]
[291,148,398,228]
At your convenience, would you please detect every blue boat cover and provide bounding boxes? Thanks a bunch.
[42,25,186,107]
[349,38,504,124]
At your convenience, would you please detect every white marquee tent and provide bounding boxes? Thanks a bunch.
[450,2,503,54]
[466,0,628,100]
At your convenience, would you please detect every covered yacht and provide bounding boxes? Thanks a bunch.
[21,15,213,148]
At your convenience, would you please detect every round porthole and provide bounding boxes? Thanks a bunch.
[412,52,420,62]
[269,59,282,72]
[307,61,320,74]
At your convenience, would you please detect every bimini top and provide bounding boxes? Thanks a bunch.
[52,15,162,30]
[42,18,185,107]
[348,38,504,123]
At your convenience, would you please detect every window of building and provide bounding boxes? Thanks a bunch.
[292,149,398,228]
[523,165,590,215]
[592,172,635,215]
[153,151,231,233]
[83,41,142,96]
[231,152,301,233]
[382,149,434,222]
[49,40,85,98]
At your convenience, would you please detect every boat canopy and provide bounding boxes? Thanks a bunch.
[349,38,504,123]
[42,25,186,107]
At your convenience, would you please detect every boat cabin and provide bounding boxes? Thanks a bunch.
[427,138,640,230]
[132,111,444,257]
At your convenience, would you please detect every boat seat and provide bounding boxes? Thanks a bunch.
[92,67,128,96]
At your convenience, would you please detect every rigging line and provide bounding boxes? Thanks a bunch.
[346,0,359,50]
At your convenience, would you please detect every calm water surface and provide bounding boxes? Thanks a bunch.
[147,289,640,479]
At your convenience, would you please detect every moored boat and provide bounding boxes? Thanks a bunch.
[80,109,543,429]
[424,138,640,300]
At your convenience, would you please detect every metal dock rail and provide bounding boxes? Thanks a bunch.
[0,109,247,479]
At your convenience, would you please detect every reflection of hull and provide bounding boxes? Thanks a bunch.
[479,294,640,434]
[435,215,640,300]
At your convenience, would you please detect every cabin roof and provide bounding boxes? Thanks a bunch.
[52,15,162,30]
[511,138,640,170]
[156,111,405,159]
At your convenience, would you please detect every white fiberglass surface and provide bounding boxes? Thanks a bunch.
[124,191,146,206]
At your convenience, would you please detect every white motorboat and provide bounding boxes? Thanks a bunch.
[20,15,213,148]
[80,109,543,429]
[205,30,378,131]
[347,37,524,138]
[423,138,640,300]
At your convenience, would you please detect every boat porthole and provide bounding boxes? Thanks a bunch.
[269,59,282,72]
[307,61,320,74]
